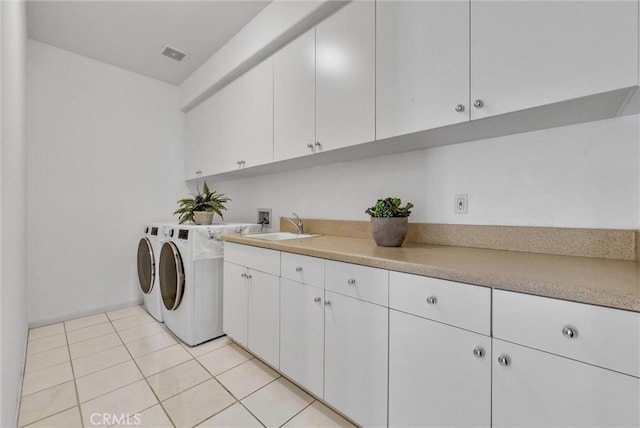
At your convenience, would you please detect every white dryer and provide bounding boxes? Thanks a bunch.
[137,223,168,322]
[159,222,261,346]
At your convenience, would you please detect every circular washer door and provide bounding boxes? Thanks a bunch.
[159,241,185,311]
[137,237,155,295]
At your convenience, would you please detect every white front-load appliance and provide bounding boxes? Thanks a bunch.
[137,223,169,322]
[159,222,261,346]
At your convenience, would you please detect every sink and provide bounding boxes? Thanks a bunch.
[246,232,319,241]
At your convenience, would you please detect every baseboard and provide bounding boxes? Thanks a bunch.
[28,299,143,328]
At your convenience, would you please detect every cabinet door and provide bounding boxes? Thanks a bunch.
[247,269,280,368]
[242,58,273,168]
[316,1,375,152]
[222,262,248,346]
[493,339,640,428]
[216,79,243,173]
[324,291,387,427]
[184,92,219,180]
[376,0,470,140]
[471,0,638,119]
[389,310,491,428]
[279,279,324,397]
[274,30,316,161]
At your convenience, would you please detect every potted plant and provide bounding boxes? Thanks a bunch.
[174,181,230,225]
[365,197,413,247]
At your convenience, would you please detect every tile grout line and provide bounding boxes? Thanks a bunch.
[108,308,178,428]
[64,315,86,428]
[278,400,316,428]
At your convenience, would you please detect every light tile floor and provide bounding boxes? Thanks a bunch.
[19,305,356,428]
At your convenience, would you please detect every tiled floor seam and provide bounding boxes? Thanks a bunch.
[278,400,317,428]
[115,315,177,428]
[64,320,86,428]
[237,402,267,428]
[19,402,77,428]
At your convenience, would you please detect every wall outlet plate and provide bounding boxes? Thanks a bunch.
[257,208,272,228]
[455,193,468,214]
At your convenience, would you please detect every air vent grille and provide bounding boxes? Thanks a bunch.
[161,45,187,62]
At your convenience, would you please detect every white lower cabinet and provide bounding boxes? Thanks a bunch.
[225,244,640,428]
[279,278,325,398]
[324,291,388,428]
[493,339,640,428]
[389,310,491,428]
[246,269,280,368]
[222,261,248,347]
[222,244,280,368]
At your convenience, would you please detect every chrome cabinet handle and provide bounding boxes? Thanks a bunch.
[347,278,356,286]
[295,266,303,272]
[195,170,202,175]
[240,273,247,278]
[498,354,511,367]
[313,297,321,303]
[324,300,331,306]
[237,161,241,166]
[455,104,465,112]
[473,346,485,358]
[307,143,314,150]
[473,99,484,108]
[246,273,252,279]
[562,326,578,339]
[314,141,322,149]
[426,296,437,305]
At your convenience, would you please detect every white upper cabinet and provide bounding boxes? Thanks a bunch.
[184,92,219,180]
[216,79,243,173]
[376,0,470,140]
[274,30,316,161]
[241,57,274,168]
[470,0,639,119]
[316,1,375,151]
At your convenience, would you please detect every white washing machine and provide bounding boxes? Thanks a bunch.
[159,222,261,346]
[137,223,174,321]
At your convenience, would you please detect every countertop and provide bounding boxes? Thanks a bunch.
[223,234,640,312]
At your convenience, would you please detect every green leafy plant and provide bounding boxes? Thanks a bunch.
[365,197,413,218]
[174,181,231,224]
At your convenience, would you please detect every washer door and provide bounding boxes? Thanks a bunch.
[137,237,155,295]
[159,241,185,311]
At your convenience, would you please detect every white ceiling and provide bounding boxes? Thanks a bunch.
[26,0,272,85]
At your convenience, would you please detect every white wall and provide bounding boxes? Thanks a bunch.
[215,115,639,230]
[0,0,28,425]
[26,40,188,325]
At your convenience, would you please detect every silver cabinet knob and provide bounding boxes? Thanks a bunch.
[324,300,331,306]
[562,326,578,339]
[307,143,314,150]
[498,354,511,367]
[455,104,465,112]
[426,296,437,305]
[313,297,321,303]
[241,160,246,167]
[240,273,247,278]
[473,99,484,108]
[314,141,322,149]
[347,278,356,286]
[295,266,303,272]
[246,273,252,279]
[473,346,485,358]
[195,170,202,175]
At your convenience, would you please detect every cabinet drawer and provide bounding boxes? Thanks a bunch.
[325,260,388,306]
[281,252,324,288]
[493,290,640,377]
[224,242,280,276]
[389,271,491,335]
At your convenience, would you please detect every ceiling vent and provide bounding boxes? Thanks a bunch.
[161,45,188,62]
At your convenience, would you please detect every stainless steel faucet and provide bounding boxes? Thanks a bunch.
[282,213,304,234]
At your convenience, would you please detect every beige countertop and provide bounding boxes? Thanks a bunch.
[223,234,640,313]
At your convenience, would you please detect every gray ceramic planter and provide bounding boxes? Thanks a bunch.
[193,211,214,225]
[370,217,408,247]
